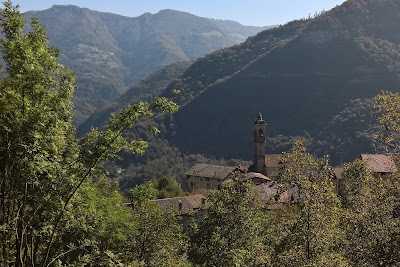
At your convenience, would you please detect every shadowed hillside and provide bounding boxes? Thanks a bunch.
[77,60,193,136]
[155,0,400,165]
[80,0,400,189]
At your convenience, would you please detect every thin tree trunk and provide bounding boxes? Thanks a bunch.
[15,205,23,267]
[306,209,311,260]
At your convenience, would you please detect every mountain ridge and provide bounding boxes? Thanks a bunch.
[82,0,400,173]
[162,0,400,164]
[23,5,273,125]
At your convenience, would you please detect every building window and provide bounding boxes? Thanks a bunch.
[206,178,210,181]
[218,185,221,190]
[191,182,194,187]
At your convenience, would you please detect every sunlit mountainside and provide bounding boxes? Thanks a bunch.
[23,6,272,125]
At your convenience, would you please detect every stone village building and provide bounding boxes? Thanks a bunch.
[150,194,207,232]
[183,113,398,203]
[123,113,399,233]
[184,164,237,191]
[184,163,270,191]
[185,113,283,192]
[150,113,398,213]
[183,113,299,207]
[359,154,397,175]
[332,153,398,194]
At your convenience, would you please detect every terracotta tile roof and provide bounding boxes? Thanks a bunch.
[265,154,283,168]
[184,164,237,179]
[332,167,344,179]
[240,172,271,182]
[151,194,206,213]
[360,154,398,173]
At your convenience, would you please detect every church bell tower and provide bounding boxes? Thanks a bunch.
[253,112,266,174]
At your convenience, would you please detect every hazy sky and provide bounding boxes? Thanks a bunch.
[13,0,347,26]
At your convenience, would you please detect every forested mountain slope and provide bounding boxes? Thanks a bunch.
[77,60,193,135]
[81,0,400,189]
[23,6,271,125]
[156,0,400,165]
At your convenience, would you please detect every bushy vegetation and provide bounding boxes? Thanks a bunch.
[0,3,180,265]
[185,139,400,266]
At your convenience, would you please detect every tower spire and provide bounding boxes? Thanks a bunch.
[253,112,266,174]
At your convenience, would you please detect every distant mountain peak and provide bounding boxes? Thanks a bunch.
[22,5,272,125]
[49,4,88,12]
[156,9,186,14]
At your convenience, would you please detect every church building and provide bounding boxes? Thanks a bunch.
[185,112,283,191]
[252,112,283,178]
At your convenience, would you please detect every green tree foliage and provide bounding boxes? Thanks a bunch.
[129,181,158,204]
[375,91,400,153]
[0,2,179,266]
[51,181,139,266]
[60,183,189,266]
[127,176,184,205]
[275,140,346,266]
[337,90,400,265]
[129,201,189,267]
[157,176,184,199]
[0,2,78,265]
[188,178,270,266]
[341,159,400,266]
